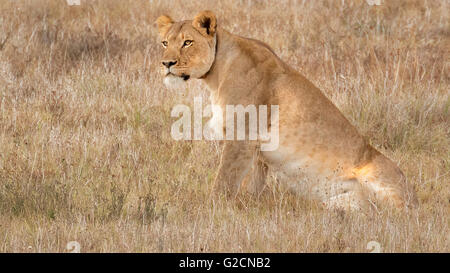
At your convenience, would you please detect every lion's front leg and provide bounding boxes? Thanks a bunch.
[241,152,268,197]
[214,141,257,198]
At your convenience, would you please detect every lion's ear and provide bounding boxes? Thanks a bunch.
[192,10,216,37]
[156,15,174,37]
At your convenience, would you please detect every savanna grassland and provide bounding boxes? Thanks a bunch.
[0,0,448,252]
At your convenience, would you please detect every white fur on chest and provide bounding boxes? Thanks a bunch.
[206,104,223,137]
[204,94,224,139]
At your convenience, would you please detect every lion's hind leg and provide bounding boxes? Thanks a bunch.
[353,154,418,210]
[314,178,370,212]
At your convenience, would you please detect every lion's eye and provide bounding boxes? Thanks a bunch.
[183,40,193,47]
[162,41,168,47]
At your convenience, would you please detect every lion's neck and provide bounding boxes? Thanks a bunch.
[201,28,289,97]
[201,28,238,92]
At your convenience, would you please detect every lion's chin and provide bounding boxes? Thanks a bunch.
[163,74,187,90]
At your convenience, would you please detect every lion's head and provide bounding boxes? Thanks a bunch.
[156,11,217,88]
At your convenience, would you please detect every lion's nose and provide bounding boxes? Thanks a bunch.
[162,60,177,68]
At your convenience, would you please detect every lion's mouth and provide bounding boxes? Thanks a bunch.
[166,72,190,81]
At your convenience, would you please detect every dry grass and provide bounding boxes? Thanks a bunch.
[0,0,448,252]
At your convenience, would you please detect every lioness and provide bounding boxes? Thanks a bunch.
[156,11,417,211]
